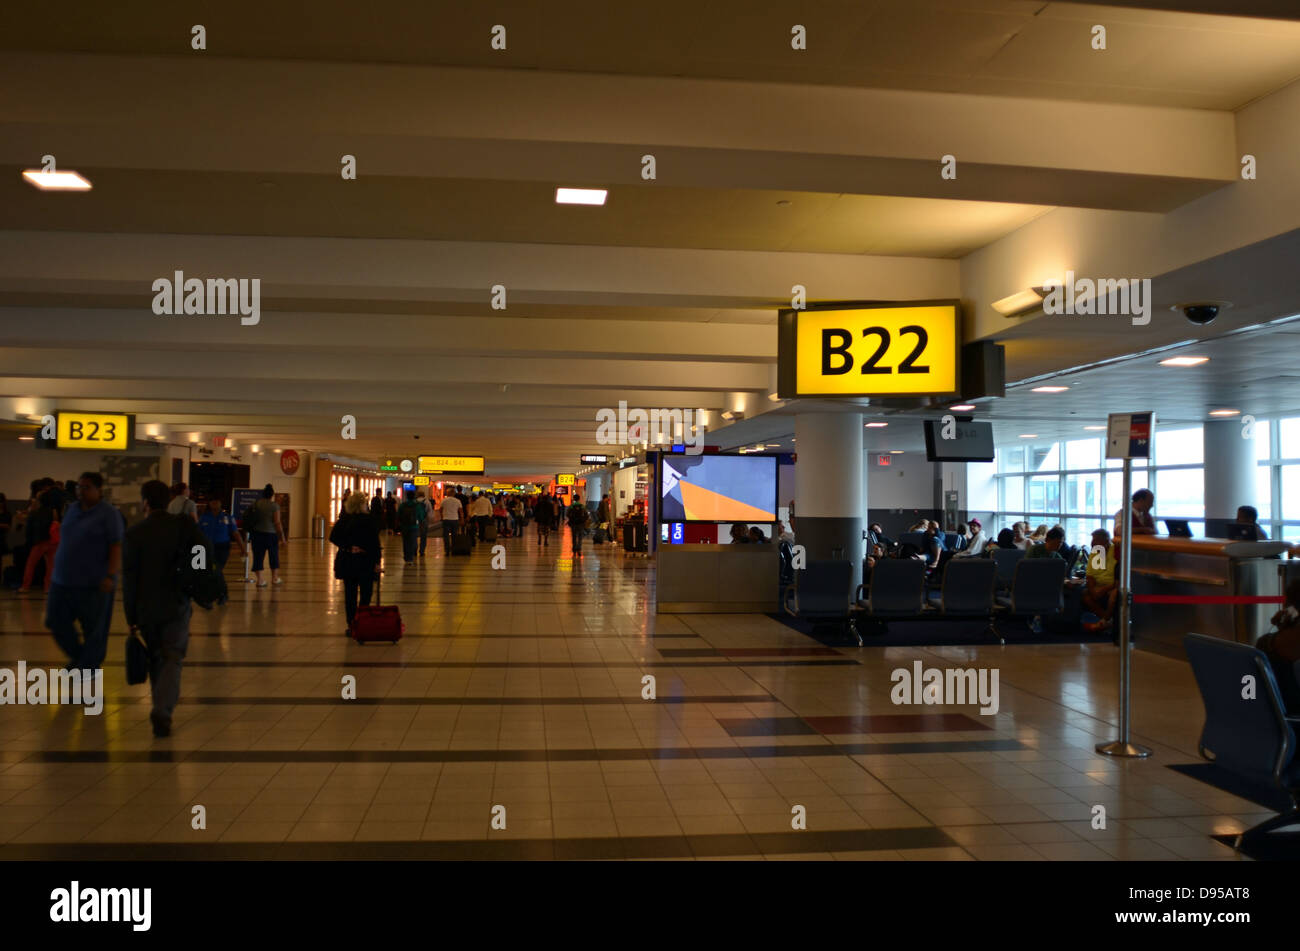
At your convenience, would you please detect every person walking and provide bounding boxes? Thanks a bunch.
[534,493,555,547]
[248,484,287,587]
[45,471,124,671]
[567,495,590,557]
[18,479,61,594]
[596,494,613,544]
[440,489,464,555]
[415,491,430,557]
[470,492,492,541]
[329,491,382,635]
[122,479,211,738]
[383,491,398,535]
[166,482,199,522]
[398,489,421,565]
[198,496,246,571]
[369,489,385,531]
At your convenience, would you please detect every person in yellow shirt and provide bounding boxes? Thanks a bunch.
[1083,528,1117,631]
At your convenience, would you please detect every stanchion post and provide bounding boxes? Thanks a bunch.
[1097,457,1152,758]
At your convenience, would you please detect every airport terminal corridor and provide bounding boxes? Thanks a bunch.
[0,534,1262,860]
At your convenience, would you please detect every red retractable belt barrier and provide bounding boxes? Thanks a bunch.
[1133,594,1284,605]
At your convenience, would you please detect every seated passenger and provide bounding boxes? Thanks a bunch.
[729,523,750,544]
[748,526,769,544]
[1257,580,1300,712]
[1026,525,1066,559]
[994,528,1017,550]
[1236,505,1268,540]
[1082,528,1117,631]
[956,519,989,558]
[923,522,946,568]
[1011,521,1029,549]
[1029,524,1048,545]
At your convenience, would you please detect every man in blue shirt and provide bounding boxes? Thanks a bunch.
[45,471,125,670]
[199,496,246,570]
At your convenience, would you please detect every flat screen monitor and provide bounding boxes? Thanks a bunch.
[660,454,777,522]
[1164,519,1192,538]
[923,419,995,462]
[1225,523,1260,541]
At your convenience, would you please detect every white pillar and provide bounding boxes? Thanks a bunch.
[794,411,864,563]
[1203,418,1256,524]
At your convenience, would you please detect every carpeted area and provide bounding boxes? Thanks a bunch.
[769,612,1115,648]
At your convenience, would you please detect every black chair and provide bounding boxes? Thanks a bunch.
[994,557,1066,643]
[856,558,927,630]
[929,558,998,639]
[990,547,1026,591]
[783,560,860,645]
[1184,633,1300,849]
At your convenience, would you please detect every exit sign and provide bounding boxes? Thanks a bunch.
[877,454,892,466]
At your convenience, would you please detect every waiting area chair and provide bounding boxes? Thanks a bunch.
[856,558,927,632]
[783,559,861,645]
[993,557,1066,644]
[990,547,1025,592]
[927,557,998,639]
[1184,632,1300,849]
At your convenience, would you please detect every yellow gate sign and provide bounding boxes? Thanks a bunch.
[778,301,960,399]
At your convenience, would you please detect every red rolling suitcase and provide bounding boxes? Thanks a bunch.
[352,578,403,644]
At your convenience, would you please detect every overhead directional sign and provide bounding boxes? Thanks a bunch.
[46,412,135,451]
[579,454,608,465]
[556,473,576,486]
[778,301,960,399]
[418,455,485,474]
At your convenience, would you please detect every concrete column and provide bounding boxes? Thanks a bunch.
[794,411,864,564]
[1203,418,1256,523]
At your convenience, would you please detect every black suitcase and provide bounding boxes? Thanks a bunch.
[451,532,473,556]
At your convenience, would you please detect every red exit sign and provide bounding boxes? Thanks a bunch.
[877,454,892,466]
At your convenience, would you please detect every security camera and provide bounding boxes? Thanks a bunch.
[1173,301,1230,325]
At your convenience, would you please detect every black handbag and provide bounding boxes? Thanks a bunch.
[125,628,150,685]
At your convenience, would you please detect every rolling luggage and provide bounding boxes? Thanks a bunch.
[352,579,403,644]
[451,531,474,556]
[484,523,498,542]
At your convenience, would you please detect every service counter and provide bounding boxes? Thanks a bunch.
[1130,535,1289,654]
[656,543,779,613]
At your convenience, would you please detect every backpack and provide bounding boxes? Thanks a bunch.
[174,519,228,610]
[399,502,418,528]
[568,505,589,528]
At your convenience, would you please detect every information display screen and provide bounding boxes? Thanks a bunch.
[660,454,776,522]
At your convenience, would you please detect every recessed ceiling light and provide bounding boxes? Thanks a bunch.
[555,187,607,206]
[1159,356,1209,367]
[273,448,282,453]
[889,450,904,454]
[18,435,34,441]
[865,422,888,428]
[22,169,92,191]
[992,288,1045,317]
[1019,434,1038,439]
[1209,409,1240,417]
[949,404,976,411]
[1084,426,1106,431]
[1031,386,1069,393]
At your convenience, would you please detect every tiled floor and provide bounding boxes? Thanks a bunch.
[0,534,1270,860]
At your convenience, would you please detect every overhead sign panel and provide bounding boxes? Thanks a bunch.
[48,412,135,451]
[418,455,485,474]
[579,454,608,465]
[556,473,576,486]
[379,457,414,473]
[778,301,960,399]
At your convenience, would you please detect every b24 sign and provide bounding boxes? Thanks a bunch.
[777,302,960,399]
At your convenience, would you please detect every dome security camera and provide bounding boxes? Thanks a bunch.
[1172,301,1230,326]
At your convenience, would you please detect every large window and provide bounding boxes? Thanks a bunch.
[988,419,1300,547]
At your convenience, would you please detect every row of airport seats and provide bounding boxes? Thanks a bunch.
[781,556,1067,646]
[1185,633,1300,851]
